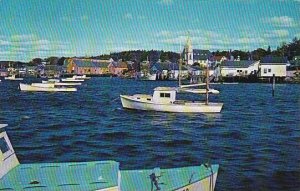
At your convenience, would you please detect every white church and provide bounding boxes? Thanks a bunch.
[183,36,211,66]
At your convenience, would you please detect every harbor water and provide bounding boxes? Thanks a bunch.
[0,78,299,190]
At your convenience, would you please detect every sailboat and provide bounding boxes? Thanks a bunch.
[0,124,219,190]
[120,42,223,113]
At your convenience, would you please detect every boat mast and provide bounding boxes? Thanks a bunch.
[206,60,209,105]
[178,43,182,87]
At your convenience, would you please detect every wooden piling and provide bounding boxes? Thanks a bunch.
[272,74,275,97]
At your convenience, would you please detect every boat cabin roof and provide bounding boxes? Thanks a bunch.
[121,164,219,190]
[154,87,177,92]
[0,160,119,191]
[0,124,7,129]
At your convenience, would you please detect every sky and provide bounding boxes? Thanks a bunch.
[0,0,299,62]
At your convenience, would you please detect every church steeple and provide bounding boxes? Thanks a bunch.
[184,35,193,65]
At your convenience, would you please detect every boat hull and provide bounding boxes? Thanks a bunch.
[120,164,219,191]
[120,95,223,113]
[4,77,23,81]
[20,83,77,92]
[61,78,84,82]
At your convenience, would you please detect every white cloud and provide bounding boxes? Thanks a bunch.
[62,16,72,22]
[81,15,88,21]
[160,0,173,5]
[237,37,266,44]
[156,30,173,37]
[264,29,289,38]
[0,34,71,61]
[11,34,35,42]
[263,16,297,27]
[0,39,11,46]
[124,13,133,19]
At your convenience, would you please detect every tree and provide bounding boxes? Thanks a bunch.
[267,46,271,55]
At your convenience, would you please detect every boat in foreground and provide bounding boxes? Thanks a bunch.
[120,87,223,113]
[19,83,77,92]
[0,124,219,191]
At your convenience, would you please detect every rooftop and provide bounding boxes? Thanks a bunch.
[221,60,257,68]
[261,56,288,63]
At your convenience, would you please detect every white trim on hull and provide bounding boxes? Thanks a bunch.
[120,95,223,113]
[173,171,218,191]
[19,83,77,92]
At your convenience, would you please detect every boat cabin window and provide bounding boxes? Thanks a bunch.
[0,137,9,154]
[160,93,171,98]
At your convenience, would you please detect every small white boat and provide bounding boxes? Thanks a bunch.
[4,75,23,81]
[0,124,219,191]
[120,87,223,113]
[42,80,82,86]
[42,79,60,83]
[179,88,220,94]
[20,83,77,92]
[61,77,85,82]
[72,74,91,80]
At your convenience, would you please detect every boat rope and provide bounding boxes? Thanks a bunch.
[188,172,195,184]
[204,163,214,191]
[111,97,120,102]
[149,173,161,191]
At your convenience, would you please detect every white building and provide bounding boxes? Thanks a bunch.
[219,60,259,77]
[259,56,287,78]
[183,36,211,66]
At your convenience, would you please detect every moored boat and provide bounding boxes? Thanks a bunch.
[0,124,219,191]
[42,80,82,86]
[61,77,85,82]
[4,75,23,81]
[120,87,223,113]
[19,83,77,92]
[72,74,91,80]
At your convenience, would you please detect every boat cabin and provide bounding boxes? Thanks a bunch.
[152,87,177,104]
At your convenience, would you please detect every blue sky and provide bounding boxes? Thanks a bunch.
[0,0,299,62]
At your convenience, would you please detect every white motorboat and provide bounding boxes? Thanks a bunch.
[121,59,223,113]
[42,80,82,86]
[4,75,23,81]
[61,77,85,82]
[0,124,219,191]
[72,74,91,80]
[19,83,77,92]
[120,87,223,113]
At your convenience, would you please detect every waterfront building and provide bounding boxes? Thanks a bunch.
[219,60,260,78]
[259,56,287,79]
[64,58,112,75]
[108,61,128,76]
[183,36,211,67]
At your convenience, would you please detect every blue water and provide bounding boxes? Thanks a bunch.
[0,78,299,190]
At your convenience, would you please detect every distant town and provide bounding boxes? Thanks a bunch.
[1,37,299,83]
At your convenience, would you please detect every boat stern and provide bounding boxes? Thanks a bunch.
[0,124,20,179]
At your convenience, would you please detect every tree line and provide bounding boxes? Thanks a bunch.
[3,37,300,67]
